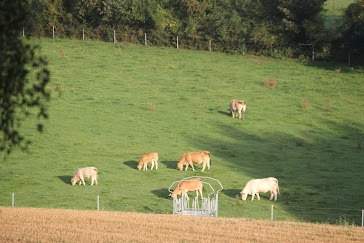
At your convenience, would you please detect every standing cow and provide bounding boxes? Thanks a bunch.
[229,99,246,119]
[137,152,158,171]
[71,167,98,186]
[177,151,211,172]
[169,178,204,200]
[240,177,280,201]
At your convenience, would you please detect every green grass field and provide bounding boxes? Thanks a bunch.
[0,38,363,225]
[323,0,357,29]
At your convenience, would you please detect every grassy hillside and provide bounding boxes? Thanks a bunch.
[323,0,357,29]
[0,38,363,225]
[1,207,363,242]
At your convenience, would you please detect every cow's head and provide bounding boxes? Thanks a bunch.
[177,163,184,171]
[71,176,79,186]
[169,186,183,198]
[137,164,142,170]
[240,191,248,201]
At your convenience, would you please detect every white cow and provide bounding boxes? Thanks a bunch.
[240,177,280,201]
[71,167,98,186]
[229,99,246,119]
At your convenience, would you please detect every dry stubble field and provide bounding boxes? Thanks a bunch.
[0,207,363,242]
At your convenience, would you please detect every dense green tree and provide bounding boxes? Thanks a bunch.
[12,0,352,60]
[341,0,364,64]
[0,0,50,155]
[100,0,157,30]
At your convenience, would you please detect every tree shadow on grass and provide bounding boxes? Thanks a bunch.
[222,189,242,199]
[217,110,231,117]
[123,160,137,170]
[151,188,170,199]
[58,175,73,185]
[187,121,364,225]
[161,161,177,170]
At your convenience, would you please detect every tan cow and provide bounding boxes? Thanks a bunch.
[177,151,211,172]
[240,177,280,201]
[229,99,246,119]
[137,152,158,171]
[71,167,98,186]
[169,178,204,200]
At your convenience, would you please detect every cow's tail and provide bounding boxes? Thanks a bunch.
[206,151,211,165]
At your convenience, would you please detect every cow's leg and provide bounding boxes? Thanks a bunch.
[78,181,82,185]
[201,161,206,172]
[184,192,189,201]
[238,109,242,119]
[80,176,86,186]
[195,190,199,200]
[185,164,189,171]
[150,160,155,170]
[95,176,98,186]
[198,188,203,200]
[274,190,278,201]
[269,191,274,200]
[190,162,195,171]
[256,193,260,200]
[207,159,210,172]
[231,110,235,118]
[251,192,255,201]
[91,177,94,186]
[143,163,146,171]
[156,160,158,170]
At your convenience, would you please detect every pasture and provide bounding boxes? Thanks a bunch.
[0,38,363,225]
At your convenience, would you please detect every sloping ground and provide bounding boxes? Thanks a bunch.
[0,207,362,242]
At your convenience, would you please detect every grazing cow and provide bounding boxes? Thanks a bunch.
[169,178,204,200]
[240,177,280,201]
[71,167,98,186]
[177,151,211,172]
[137,152,158,171]
[229,99,246,119]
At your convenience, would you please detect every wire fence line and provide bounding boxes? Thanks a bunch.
[21,25,357,65]
[2,192,363,226]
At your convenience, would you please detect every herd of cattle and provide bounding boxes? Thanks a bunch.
[71,100,280,201]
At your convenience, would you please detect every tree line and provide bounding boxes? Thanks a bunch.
[22,0,363,63]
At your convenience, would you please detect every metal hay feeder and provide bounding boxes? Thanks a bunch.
[168,176,223,217]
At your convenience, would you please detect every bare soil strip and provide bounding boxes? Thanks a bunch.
[0,207,363,242]
[245,58,278,63]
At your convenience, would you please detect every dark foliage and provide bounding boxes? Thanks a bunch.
[0,0,50,155]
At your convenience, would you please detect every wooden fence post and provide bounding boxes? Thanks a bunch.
[114,30,116,43]
[52,26,54,39]
[177,36,179,49]
[209,40,211,52]
[348,51,351,66]
[312,47,315,62]
[271,205,274,221]
[12,193,14,207]
[145,33,147,46]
